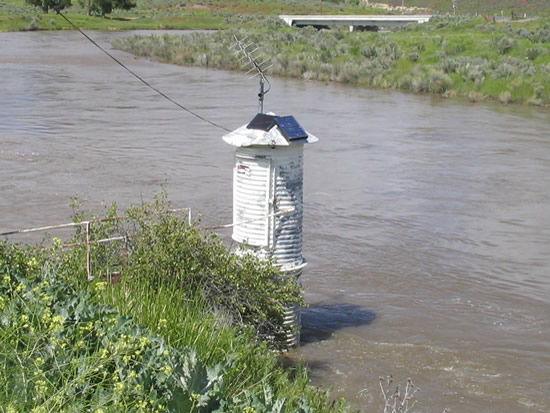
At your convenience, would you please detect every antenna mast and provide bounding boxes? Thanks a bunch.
[232,35,272,114]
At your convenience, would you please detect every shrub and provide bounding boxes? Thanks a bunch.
[466,65,486,84]
[441,57,459,73]
[492,57,535,78]
[468,90,484,102]
[398,74,413,90]
[453,42,465,54]
[515,27,533,40]
[537,27,550,43]
[497,36,515,55]
[336,62,361,83]
[360,44,378,58]
[411,74,429,93]
[442,89,457,98]
[493,61,517,78]
[428,70,453,94]
[476,23,495,33]
[525,47,547,60]
[527,96,543,106]
[383,41,402,61]
[66,195,303,346]
[23,17,38,31]
[534,84,545,98]
[416,42,426,52]
[499,91,512,104]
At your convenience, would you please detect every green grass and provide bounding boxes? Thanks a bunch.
[95,275,345,411]
[374,0,550,17]
[0,0,388,32]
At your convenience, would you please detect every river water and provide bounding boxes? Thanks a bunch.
[1,31,550,413]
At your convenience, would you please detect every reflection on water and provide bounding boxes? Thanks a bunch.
[1,30,550,413]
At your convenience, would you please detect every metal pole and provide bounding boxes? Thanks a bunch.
[258,78,265,114]
[85,222,92,281]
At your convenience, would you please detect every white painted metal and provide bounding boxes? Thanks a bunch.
[269,147,304,269]
[233,145,305,271]
[282,302,301,348]
[233,153,271,246]
[223,115,317,347]
[223,121,318,147]
[279,14,431,29]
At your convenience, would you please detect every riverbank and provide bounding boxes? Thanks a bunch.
[0,198,350,412]
[113,16,550,106]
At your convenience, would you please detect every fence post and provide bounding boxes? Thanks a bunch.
[85,222,92,281]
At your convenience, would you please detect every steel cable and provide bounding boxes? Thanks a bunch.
[56,10,231,132]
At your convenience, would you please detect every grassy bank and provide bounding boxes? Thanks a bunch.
[0,0,385,32]
[113,16,550,105]
[373,0,550,17]
[0,196,350,412]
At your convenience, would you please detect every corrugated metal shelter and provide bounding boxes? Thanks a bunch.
[223,113,318,347]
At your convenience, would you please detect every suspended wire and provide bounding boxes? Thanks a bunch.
[55,10,231,132]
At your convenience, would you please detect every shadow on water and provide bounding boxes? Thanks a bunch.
[300,303,376,344]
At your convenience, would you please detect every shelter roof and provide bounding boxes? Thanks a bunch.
[222,113,319,147]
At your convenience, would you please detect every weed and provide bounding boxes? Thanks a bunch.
[379,376,419,413]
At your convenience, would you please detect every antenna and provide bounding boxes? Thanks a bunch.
[231,35,272,114]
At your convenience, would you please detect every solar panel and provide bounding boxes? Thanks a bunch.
[274,116,308,140]
[247,113,276,131]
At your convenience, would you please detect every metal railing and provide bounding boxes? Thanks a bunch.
[1,208,191,281]
[1,207,295,281]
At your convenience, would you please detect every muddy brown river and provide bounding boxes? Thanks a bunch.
[1,31,550,412]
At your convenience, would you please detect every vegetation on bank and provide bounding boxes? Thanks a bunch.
[0,195,350,412]
[113,16,550,105]
[375,0,550,17]
[0,0,385,32]
[6,0,550,33]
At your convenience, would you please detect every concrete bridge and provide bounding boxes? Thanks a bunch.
[279,14,432,31]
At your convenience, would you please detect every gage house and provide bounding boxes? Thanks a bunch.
[223,113,318,347]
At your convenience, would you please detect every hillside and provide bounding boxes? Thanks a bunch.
[371,0,550,17]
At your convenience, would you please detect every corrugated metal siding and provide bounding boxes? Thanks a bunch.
[271,151,304,270]
[233,154,270,246]
[233,146,305,270]
[232,145,306,348]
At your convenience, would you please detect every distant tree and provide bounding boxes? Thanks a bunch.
[26,0,71,13]
[88,0,135,16]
